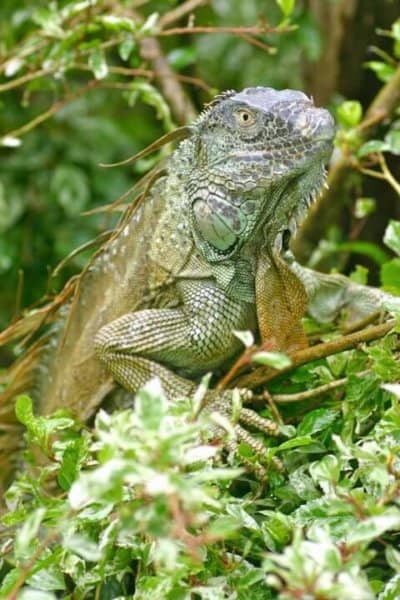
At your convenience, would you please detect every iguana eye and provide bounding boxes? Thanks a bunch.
[236,109,255,127]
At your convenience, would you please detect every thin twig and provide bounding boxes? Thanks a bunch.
[341,311,382,335]
[271,371,371,404]
[1,81,98,141]
[238,32,276,54]
[379,153,400,196]
[159,0,209,28]
[262,389,284,422]
[0,68,52,93]
[158,25,291,37]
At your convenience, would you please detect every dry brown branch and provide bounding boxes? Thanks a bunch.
[233,319,396,389]
[140,37,197,124]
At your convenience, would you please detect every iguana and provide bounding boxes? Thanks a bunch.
[0,87,393,486]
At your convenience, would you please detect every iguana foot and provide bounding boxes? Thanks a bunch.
[203,390,283,479]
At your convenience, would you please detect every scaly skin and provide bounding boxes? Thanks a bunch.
[94,88,334,393]
[0,87,394,483]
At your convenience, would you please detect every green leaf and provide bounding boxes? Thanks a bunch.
[276,0,296,17]
[366,336,400,382]
[349,264,369,285]
[379,574,400,600]
[261,511,292,550]
[381,259,400,294]
[385,129,400,155]
[385,545,400,572]
[276,435,315,451]
[384,221,400,255]
[347,510,400,545]
[135,378,168,430]
[365,61,396,82]
[141,12,159,35]
[33,7,63,38]
[118,37,136,61]
[336,240,390,265]
[358,139,391,157]
[88,47,108,79]
[297,408,339,436]
[0,568,23,597]
[15,508,46,561]
[233,329,254,348]
[392,19,400,41]
[28,564,66,591]
[17,589,57,600]
[309,454,340,491]
[206,515,241,538]
[15,394,36,429]
[168,47,197,71]
[252,351,291,369]
[337,100,363,128]
[57,438,86,491]
[354,197,376,219]
[127,81,174,131]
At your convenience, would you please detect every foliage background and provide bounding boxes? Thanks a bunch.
[0,1,400,599]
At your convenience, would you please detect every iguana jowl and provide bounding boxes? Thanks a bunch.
[0,87,392,480]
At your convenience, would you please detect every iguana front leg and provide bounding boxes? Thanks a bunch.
[94,278,279,454]
[289,259,393,326]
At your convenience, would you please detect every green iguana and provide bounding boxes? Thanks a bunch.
[0,87,393,486]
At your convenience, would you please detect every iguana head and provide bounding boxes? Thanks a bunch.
[180,87,335,261]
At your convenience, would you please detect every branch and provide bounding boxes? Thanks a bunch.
[140,37,197,124]
[158,25,292,36]
[271,370,371,404]
[1,81,98,142]
[233,319,396,389]
[158,0,209,28]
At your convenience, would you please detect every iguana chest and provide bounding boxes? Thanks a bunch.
[147,173,259,308]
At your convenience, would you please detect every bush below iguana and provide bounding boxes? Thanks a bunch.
[0,87,395,489]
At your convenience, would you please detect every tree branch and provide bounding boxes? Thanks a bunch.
[233,319,396,389]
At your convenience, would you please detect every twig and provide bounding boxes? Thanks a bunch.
[158,25,291,37]
[341,311,382,335]
[238,33,276,54]
[216,346,256,391]
[0,68,52,93]
[234,320,396,389]
[140,36,197,123]
[1,81,98,141]
[271,370,371,404]
[262,389,284,423]
[159,0,209,28]
[359,153,400,197]
[379,153,400,196]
